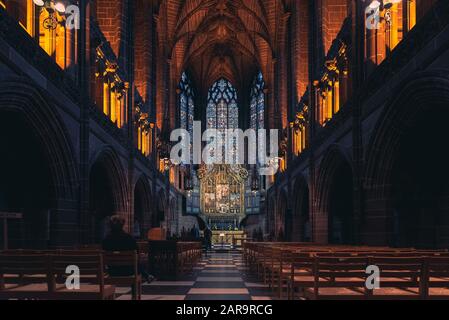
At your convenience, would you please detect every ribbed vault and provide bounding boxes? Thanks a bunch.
[156,0,289,94]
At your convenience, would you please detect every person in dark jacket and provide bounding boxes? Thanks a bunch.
[204,227,212,251]
[102,215,154,282]
[102,215,138,252]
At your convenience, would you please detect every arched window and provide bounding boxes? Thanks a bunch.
[206,78,238,163]
[250,72,265,130]
[207,78,238,130]
[179,72,195,135]
[178,72,195,164]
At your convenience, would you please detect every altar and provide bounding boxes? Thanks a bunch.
[198,165,249,249]
[211,230,247,249]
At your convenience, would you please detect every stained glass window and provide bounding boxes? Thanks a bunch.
[178,72,194,164]
[206,79,238,129]
[206,78,239,164]
[250,71,265,130]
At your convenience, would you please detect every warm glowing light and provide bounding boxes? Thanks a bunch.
[33,0,45,6]
[54,2,66,13]
[407,0,416,31]
[368,0,380,9]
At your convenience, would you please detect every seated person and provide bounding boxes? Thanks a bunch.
[102,215,154,282]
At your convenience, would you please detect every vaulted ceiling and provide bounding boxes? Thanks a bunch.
[156,0,290,95]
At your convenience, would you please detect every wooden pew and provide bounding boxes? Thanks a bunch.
[0,254,52,300]
[245,242,449,300]
[104,251,141,300]
[423,257,449,300]
[285,252,315,300]
[50,253,115,300]
[148,241,202,280]
[367,256,424,300]
[303,256,369,300]
[0,253,116,300]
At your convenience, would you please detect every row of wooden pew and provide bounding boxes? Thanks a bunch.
[243,242,449,300]
[148,241,203,280]
[0,241,203,300]
[0,250,136,300]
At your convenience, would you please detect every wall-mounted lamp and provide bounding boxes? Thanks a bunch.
[162,158,172,172]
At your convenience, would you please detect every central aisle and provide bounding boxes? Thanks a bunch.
[116,252,273,300]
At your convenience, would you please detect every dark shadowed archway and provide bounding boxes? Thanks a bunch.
[328,161,354,244]
[134,176,152,239]
[316,146,355,244]
[154,190,166,228]
[0,81,78,249]
[277,191,288,241]
[292,177,311,242]
[267,195,276,240]
[89,148,128,243]
[0,112,52,249]
[390,109,449,248]
[365,73,449,248]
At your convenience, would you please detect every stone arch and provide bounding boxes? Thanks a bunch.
[0,79,79,248]
[291,175,311,242]
[88,146,128,242]
[277,189,288,241]
[133,175,153,239]
[316,145,354,244]
[364,71,449,248]
[267,194,276,239]
[154,189,167,228]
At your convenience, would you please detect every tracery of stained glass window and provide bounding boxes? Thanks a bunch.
[250,71,265,130]
[206,78,239,164]
[179,72,195,163]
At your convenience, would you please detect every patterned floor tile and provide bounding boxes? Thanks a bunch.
[251,296,273,301]
[142,286,192,295]
[194,282,247,289]
[146,281,195,286]
[185,295,251,301]
[114,252,275,301]
[117,295,186,301]
[188,288,249,295]
[196,277,243,282]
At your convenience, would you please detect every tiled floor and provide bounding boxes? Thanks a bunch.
[115,252,273,300]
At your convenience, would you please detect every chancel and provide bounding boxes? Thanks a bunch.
[0,0,448,302]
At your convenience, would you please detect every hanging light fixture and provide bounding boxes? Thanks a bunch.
[54,1,66,13]
[33,0,67,12]
[33,0,45,6]
[33,0,68,30]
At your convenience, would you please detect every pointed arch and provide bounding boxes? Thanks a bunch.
[292,175,311,242]
[364,71,449,248]
[88,146,128,242]
[0,79,79,200]
[315,145,354,244]
[134,175,153,238]
[0,79,79,248]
